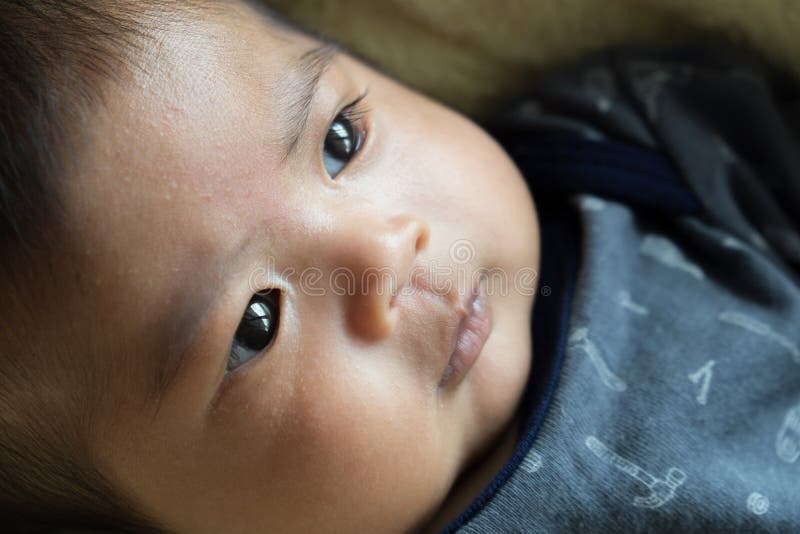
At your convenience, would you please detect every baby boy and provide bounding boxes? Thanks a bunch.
[1,1,538,532]
[2,0,800,533]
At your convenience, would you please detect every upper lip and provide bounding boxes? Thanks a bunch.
[403,267,481,359]
[407,268,471,314]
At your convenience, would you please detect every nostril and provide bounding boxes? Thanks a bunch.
[415,221,431,253]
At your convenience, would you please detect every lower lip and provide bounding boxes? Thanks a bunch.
[439,278,493,389]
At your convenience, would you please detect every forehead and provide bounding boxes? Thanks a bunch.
[62,3,315,406]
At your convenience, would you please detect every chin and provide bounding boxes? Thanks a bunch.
[470,311,531,433]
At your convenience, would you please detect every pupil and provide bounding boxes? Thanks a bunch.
[236,299,274,350]
[325,118,354,160]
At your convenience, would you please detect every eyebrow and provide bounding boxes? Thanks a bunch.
[147,42,338,412]
[279,42,338,161]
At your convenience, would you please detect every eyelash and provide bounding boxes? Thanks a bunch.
[322,90,370,179]
[340,91,369,124]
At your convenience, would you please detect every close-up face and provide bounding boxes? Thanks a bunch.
[67,1,540,532]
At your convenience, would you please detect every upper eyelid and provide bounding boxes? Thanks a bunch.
[338,90,370,118]
[330,91,370,150]
[324,90,370,143]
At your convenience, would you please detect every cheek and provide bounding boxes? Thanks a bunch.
[392,101,539,277]
[208,342,456,530]
[376,79,537,239]
[277,344,441,477]
[437,115,533,224]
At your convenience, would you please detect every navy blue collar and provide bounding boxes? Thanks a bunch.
[438,193,581,533]
[439,128,702,533]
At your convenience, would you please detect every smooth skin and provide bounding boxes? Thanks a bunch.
[67,2,540,532]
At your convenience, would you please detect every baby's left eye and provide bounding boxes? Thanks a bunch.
[322,111,362,179]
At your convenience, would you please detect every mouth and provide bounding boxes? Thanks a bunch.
[438,273,493,389]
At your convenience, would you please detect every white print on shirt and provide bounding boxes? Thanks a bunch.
[687,359,716,406]
[627,61,694,122]
[722,235,749,252]
[616,290,649,315]
[627,62,670,122]
[521,451,543,474]
[712,134,737,164]
[583,67,615,114]
[584,67,614,91]
[575,195,606,212]
[775,401,800,463]
[718,311,800,363]
[746,492,770,515]
[595,97,612,113]
[750,230,769,251]
[585,435,687,509]
[568,327,627,391]
[640,234,705,280]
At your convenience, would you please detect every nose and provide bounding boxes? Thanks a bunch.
[330,213,430,341]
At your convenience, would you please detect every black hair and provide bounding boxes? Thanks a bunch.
[0,1,245,532]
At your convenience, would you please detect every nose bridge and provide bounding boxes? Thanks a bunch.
[328,211,430,341]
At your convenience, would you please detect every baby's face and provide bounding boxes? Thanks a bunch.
[69,2,539,532]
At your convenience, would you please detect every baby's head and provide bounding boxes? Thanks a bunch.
[0,1,540,532]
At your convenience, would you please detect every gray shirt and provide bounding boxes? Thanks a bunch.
[442,44,800,533]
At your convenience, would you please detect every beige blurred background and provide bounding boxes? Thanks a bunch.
[266,0,800,117]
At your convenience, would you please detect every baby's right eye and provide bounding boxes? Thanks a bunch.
[228,290,280,373]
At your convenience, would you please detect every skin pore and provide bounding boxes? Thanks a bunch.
[66,1,540,532]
